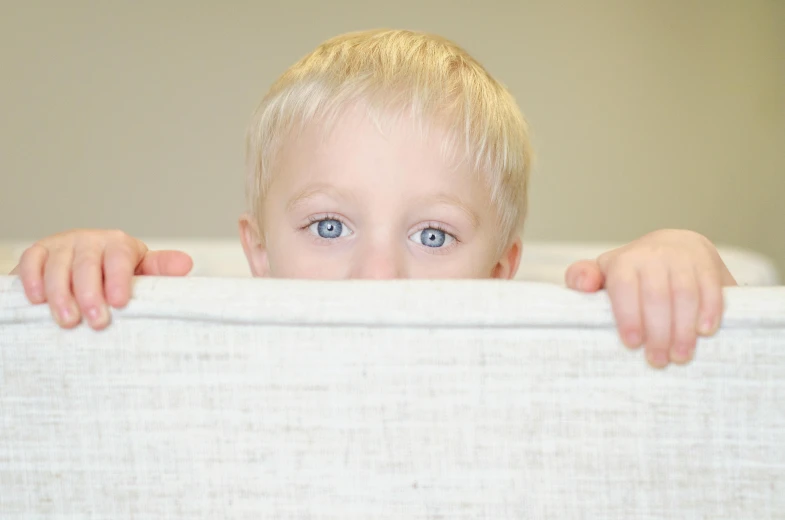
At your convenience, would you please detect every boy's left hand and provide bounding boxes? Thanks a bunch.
[564,229,737,368]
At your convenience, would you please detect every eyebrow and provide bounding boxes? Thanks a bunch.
[424,193,482,229]
[285,184,356,213]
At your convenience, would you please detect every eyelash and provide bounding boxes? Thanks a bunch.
[413,222,460,254]
[418,222,450,235]
[300,213,346,244]
[303,213,344,229]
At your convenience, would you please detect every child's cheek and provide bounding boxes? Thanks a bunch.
[407,252,488,280]
[268,241,350,280]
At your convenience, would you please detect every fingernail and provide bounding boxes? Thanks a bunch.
[647,349,669,368]
[29,285,43,302]
[575,274,585,290]
[699,316,717,336]
[624,331,641,348]
[86,305,109,326]
[672,343,693,362]
[86,307,99,321]
[59,303,77,325]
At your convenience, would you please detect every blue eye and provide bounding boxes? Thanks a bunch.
[421,228,445,247]
[309,218,351,239]
[409,227,455,248]
[318,219,342,238]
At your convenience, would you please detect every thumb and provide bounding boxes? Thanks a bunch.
[136,250,194,276]
[565,259,605,292]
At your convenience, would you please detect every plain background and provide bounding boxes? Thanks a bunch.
[1,1,783,274]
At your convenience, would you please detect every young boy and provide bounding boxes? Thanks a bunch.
[10,29,736,368]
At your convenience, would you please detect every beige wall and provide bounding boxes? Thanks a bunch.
[1,1,783,274]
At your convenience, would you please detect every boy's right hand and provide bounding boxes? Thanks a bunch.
[9,230,193,330]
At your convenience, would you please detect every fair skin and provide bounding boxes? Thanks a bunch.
[10,108,736,368]
[239,107,519,281]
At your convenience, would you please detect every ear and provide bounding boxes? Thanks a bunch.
[491,237,522,280]
[239,213,270,277]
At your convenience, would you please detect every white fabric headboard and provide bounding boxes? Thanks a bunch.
[1,275,784,518]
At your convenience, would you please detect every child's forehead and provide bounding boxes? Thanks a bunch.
[283,103,469,174]
[267,109,493,205]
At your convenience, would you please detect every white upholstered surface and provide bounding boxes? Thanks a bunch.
[1,275,784,519]
[1,239,781,286]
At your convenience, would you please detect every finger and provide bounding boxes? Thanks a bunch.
[697,267,724,336]
[103,240,147,309]
[136,250,193,277]
[639,266,672,368]
[596,246,625,274]
[604,264,644,349]
[668,264,700,364]
[565,259,605,292]
[43,246,80,328]
[72,241,111,330]
[16,245,48,304]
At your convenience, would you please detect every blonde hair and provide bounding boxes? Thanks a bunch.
[245,29,533,249]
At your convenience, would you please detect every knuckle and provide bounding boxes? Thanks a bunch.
[48,292,72,309]
[106,243,136,266]
[687,229,711,246]
[72,251,99,268]
[644,285,670,305]
[76,290,101,307]
[47,243,72,257]
[106,229,131,243]
[671,282,698,304]
[603,256,632,280]
[74,231,103,249]
[615,250,638,264]
[597,248,620,268]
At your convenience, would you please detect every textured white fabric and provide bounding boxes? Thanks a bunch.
[1,275,784,519]
[1,239,781,285]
